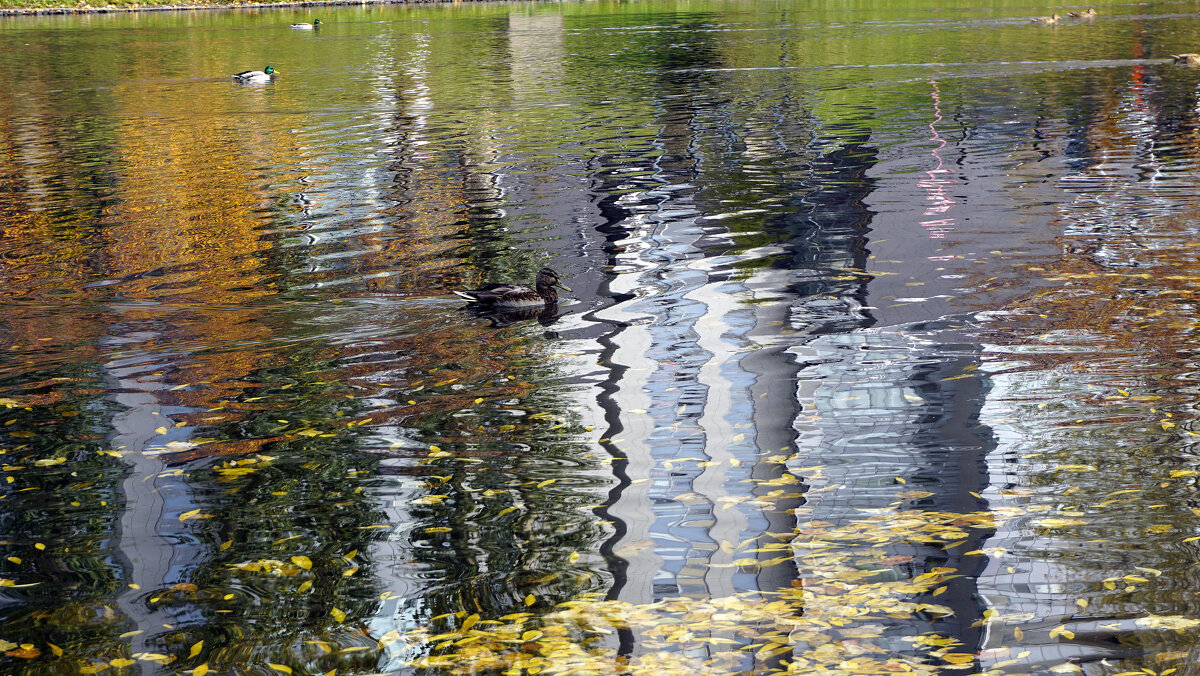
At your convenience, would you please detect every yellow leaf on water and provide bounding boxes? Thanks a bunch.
[462,614,479,631]
[48,643,62,657]
[568,551,580,563]
[377,630,401,649]
[536,479,556,488]
[268,664,293,674]
[525,594,536,606]
[34,543,44,551]
[1035,518,1089,528]
[189,641,203,659]
[1076,598,1088,608]
[330,608,346,623]
[5,557,18,565]
[1135,615,1200,630]
[179,509,201,522]
[297,580,312,593]
[1048,625,1075,640]
[498,506,519,516]
[110,658,135,667]
[193,665,209,676]
[291,556,312,570]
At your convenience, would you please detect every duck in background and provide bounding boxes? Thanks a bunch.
[1032,13,1060,24]
[1173,53,1200,65]
[291,19,321,29]
[1067,8,1096,17]
[233,66,278,83]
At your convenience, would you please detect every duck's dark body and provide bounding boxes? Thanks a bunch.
[454,268,569,308]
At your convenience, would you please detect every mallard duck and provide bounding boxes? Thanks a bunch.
[290,19,321,29]
[454,268,570,308]
[232,66,278,83]
[1067,7,1096,17]
[1032,13,1060,24]
[1173,53,1200,65]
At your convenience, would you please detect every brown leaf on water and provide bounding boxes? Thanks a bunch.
[5,645,39,659]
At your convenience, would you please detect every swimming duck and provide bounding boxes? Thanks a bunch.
[1032,13,1060,23]
[454,268,570,308]
[290,19,321,29]
[1173,53,1200,65]
[233,66,278,83]
[1067,8,1096,17]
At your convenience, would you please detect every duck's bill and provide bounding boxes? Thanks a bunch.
[557,282,572,291]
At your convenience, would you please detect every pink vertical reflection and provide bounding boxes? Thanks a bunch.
[919,79,958,248]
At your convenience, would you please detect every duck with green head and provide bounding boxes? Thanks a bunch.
[233,66,278,83]
[291,19,321,29]
[454,268,570,308]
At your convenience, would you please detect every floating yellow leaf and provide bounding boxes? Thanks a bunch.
[179,509,201,522]
[378,630,401,649]
[1048,625,1075,639]
[109,657,135,667]
[462,614,479,631]
[268,664,293,674]
[1035,518,1089,528]
[291,556,312,570]
[189,641,203,659]
[1135,615,1200,630]
[48,642,62,657]
[525,594,536,606]
[297,580,312,593]
[193,665,209,676]
[330,608,346,623]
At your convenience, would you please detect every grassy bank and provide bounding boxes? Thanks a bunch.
[0,0,425,14]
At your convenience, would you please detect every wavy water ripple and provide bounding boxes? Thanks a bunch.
[6,1,1200,674]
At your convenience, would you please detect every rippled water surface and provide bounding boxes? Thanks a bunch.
[5,0,1200,673]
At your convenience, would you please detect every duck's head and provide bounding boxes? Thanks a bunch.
[264,65,278,75]
[313,18,322,25]
[536,268,571,292]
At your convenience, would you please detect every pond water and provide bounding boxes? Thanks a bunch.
[3,0,1200,673]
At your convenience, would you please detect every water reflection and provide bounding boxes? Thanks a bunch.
[7,0,1200,673]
